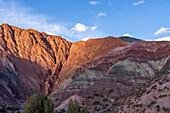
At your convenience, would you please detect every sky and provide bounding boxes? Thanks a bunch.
[0,0,170,42]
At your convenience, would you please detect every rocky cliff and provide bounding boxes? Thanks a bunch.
[0,23,72,101]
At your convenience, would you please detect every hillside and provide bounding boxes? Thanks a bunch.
[50,41,170,112]
[114,65,170,113]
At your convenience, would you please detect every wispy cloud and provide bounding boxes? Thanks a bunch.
[97,12,106,18]
[154,27,170,36]
[133,0,145,6]
[89,1,100,5]
[91,26,97,30]
[0,0,105,42]
[154,36,170,41]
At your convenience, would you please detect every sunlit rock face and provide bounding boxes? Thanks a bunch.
[0,23,72,101]
[50,41,170,112]
[0,24,129,104]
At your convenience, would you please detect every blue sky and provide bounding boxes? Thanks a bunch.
[0,0,170,42]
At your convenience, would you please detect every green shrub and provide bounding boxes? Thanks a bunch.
[93,101,100,105]
[151,85,157,90]
[93,93,99,97]
[156,105,160,112]
[158,89,164,92]
[102,98,108,102]
[24,94,54,113]
[159,94,167,98]
[7,106,20,112]
[147,100,156,108]
[99,93,104,98]
[146,90,151,94]
[109,89,114,93]
[162,107,170,112]
[55,98,59,101]
[67,99,80,113]
[135,103,143,107]
[158,81,163,85]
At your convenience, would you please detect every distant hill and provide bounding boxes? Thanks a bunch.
[118,36,142,43]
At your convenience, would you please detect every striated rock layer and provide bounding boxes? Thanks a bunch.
[0,23,72,100]
[0,24,129,103]
[50,41,170,112]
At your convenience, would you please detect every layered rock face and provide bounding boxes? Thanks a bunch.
[50,41,170,112]
[0,24,129,103]
[0,23,72,100]
[54,37,129,90]
[115,65,170,113]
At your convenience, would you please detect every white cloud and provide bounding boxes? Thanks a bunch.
[82,38,90,41]
[154,36,170,41]
[97,12,106,18]
[154,27,170,36]
[133,0,145,6]
[0,0,105,42]
[89,1,100,5]
[123,33,132,37]
[71,23,88,32]
[91,26,97,30]
[72,24,98,32]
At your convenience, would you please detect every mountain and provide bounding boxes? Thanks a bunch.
[0,24,129,105]
[0,24,169,112]
[50,41,170,112]
[118,36,142,43]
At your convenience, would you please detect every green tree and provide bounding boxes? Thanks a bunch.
[24,94,54,113]
[67,99,89,113]
[80,106,88,113]
[67,99,80,113]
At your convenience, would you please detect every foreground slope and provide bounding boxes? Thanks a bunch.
[115,65,170,113]
[50,41,170,112]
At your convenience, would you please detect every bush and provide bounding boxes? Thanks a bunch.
[158,89,164,92]
[93,101,100,105]
[7,106,20,112]
[93,93,99,97]
[67,99,89,113]
[135,103,143,107]
[102,98,108,102]
[80,106,89,113]
[151,85,157,90]
[24,94,54,113]
[109,89,114,93]
[67,99,80,113]
[156,105,160,112]
[147,100,156,108]
[159,94,167,98]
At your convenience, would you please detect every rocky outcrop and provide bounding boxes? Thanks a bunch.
[118,36,142,43]
[50,41,170,112]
